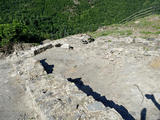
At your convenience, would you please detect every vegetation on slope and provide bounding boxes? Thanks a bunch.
[0,0,160,48]
[88,14,160,39]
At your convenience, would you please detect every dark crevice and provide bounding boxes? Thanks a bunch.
[67,78,135,120]
[40,59,54,74]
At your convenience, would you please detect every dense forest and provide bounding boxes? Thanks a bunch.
[0,0,160,47]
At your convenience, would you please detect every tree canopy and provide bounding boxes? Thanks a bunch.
[0,0,160,43]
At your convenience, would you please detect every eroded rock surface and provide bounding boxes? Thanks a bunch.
[3,34,160,120]
[11,58,122,120]
[0,59,37,120]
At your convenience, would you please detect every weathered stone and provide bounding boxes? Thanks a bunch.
[7,33,160,120]
[55,43,62,47]
[87,101,105,111]
[150,57,160,69]
[61,44,73,49]
[147,38,156,41]
[0,52,3,58]
[81,35,95,44]
[34,44,53,55]
[154,93,160,103]
[41,39,52,44]
[11,57,123,120]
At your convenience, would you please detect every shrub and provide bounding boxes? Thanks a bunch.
[0,22,43,47]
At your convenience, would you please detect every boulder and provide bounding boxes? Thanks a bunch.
[34,44,53,55]
[81,35,95,44]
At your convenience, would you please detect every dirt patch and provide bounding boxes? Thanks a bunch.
[150,57,160,69]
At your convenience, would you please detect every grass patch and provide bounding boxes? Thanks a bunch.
[119,30,132,36]
[88,30,114,38]
[153,25,160,30]
[138,20,153,28]
[155,31,160,34]
[141,31,154,35]
[141,31,160,35]
[89,29,132,38]
[88,14,160,39]
[108,40,112,42]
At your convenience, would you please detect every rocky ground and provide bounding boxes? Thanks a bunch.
[0,15,160,120]
[0,59,37,120]
[33,34,160,120]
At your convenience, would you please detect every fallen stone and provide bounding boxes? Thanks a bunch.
[34,44,53,55]
[61,44,74,49]
[81,35,95,44]
[147,38,156,41]
[55,43,62,47]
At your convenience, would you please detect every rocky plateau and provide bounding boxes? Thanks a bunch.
[0,33,160,120]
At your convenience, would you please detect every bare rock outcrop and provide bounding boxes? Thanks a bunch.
[10,57,122,120]
[7,33,160,120]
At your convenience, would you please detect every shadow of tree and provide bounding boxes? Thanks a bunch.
[67,78,135,120]
[40,59,54,74]
[145,94,160,111]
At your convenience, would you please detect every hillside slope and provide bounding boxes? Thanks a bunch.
[0,0,160,40]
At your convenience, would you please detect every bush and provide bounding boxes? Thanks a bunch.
[1,0,159,41]
[0,22,43,47]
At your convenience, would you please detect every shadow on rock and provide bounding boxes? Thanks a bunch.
[145,94,160,111]
[67,78,135,120]
[40,59,54,74]
[141,108,147,120]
